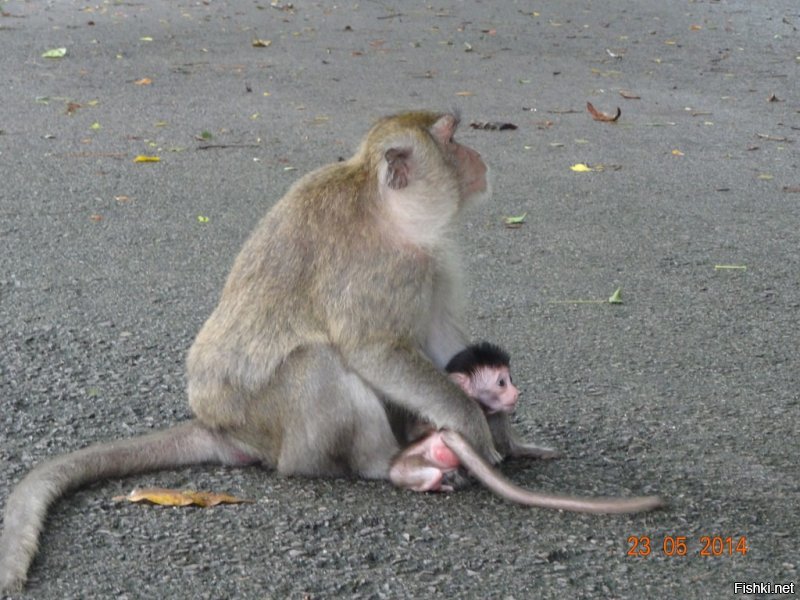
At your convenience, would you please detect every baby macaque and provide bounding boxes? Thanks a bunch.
[392,342,521,492]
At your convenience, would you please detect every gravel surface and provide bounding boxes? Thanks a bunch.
[1,1,798,598]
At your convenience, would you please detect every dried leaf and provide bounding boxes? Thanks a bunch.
[756,133,791,142]
[570,163,594,172]
[133,155,160,163]
[470,121,518,131]
[714,265,746,271]
[42,48,67,59]
[113,487,253,507]
[65,102,81,115]
[767,93,782,103]
[252,39,272,48]
[671,149,684,156]
[619,90,640,100]
[586,102,621,122]
[134,78,152,85]
[455,91,475,97]
[89,214,103,222]
[782,186,800,193]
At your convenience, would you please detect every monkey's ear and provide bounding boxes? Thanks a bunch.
[384,147,412,190]
[448,372,472,395]
[430,114,458,145]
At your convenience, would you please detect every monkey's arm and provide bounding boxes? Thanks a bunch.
[487,413,561,460]
[423,253,469,370]
[346,345,501,464]
[424,313,468,371]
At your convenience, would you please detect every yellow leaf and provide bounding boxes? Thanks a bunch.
[112,487,253,507]
[757,173,773,180]
[252,39,272,48]
[133,155,160,162]
[134,78,152,85]
[90,122,101,130]
[455,91,475,97]
[140,36,154,42]
[197,215,209,223]
[671,149,684,156]
[570,163,593,172]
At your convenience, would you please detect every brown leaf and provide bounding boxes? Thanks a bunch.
[618,90,640,100]
[65,102,82,115]
[586,102,621,122]
[767,93,782,103]
[113,487,253,507]
[251,39,272,48]
[783,186,800,193]
[470,121,518,131]
[134,78,152,85]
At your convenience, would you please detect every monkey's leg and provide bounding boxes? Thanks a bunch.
[261,345,400,480]
[488,413,562,460]
[0,420,249,593]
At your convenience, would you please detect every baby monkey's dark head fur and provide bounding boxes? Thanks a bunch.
[445,342,511,377]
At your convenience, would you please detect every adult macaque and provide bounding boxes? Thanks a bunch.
[0,112,661,592]
[0,110,497,592]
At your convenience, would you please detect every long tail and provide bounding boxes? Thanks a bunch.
[441,429,665,514]
[0,420,241,592]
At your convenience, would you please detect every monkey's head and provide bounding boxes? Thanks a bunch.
[357,111,490,246]
[445,342,518,415]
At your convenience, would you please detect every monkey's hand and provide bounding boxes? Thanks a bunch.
[347,345,501,464]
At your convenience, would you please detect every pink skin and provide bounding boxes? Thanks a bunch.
[389,430,461,492]
[391,365,519,493]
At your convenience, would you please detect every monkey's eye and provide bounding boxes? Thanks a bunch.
[498,378,506,388]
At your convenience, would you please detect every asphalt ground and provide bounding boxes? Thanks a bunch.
[0,1,798,598]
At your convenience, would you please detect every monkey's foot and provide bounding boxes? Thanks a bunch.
[510,444,563,460]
